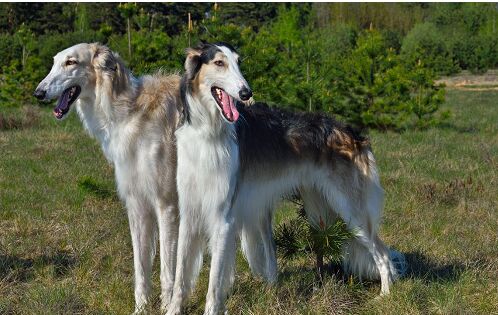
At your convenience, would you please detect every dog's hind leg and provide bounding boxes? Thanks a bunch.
[240,209,277,283]
[241,224,266,278]
[127,197,157,313]
[340,179,384,282]
[347,230,397,295]
[156,201,179,312]
[259,211,278,283]
[319,177,397,295]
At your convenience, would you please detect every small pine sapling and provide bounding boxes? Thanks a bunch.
[275,198,354,281]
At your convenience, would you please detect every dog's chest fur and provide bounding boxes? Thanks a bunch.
[111,120,172,202]
[175,124,239,218]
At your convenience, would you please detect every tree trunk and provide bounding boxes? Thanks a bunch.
[188,13,192,47]
[127,17,132,59]
[150,13,155,32]
[307,60,312,112]
[22,45,25,70]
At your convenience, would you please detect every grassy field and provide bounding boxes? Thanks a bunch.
[0,90,497,314]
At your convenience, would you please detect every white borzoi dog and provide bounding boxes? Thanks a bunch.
[169,42,405,315]
[34,43,181,313]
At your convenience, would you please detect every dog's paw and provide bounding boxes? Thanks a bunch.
[132,308,145,315]
[132,302,148,315]
[165,303,182,315]
[203,303,226,315]
[160,292,173,313]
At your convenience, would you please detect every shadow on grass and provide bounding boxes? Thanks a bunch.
[0,106,40,131]
[328,251,465,285]
[0,249,77,282]
[404,251,465,283]
[77,176,117,200]
[274,250,465,299]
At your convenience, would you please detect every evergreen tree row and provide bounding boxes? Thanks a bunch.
[1,3,497,130]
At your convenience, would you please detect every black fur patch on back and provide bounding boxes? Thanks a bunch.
[236,102,369,169]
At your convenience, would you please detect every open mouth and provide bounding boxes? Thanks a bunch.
[53,86,81,120]
[211,86,239,123]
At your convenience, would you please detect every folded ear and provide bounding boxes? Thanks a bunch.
[184,48,202,80]
[91,43,117,72]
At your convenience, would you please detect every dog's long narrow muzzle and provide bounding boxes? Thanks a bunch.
[33,89,46,100]
[239,87,253,101]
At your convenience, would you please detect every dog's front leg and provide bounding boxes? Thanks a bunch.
[127,197,156,313]
[156,202,179,312]
[204,214,236,315]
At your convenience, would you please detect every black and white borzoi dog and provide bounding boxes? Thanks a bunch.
[169,42,405,315]
[34,43,181,313]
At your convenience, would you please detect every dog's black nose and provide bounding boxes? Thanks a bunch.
[239,88,253,101]
[33,89,46,100]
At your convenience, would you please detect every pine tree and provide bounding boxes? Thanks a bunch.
[118,3,138,59]
[274,199,353,279]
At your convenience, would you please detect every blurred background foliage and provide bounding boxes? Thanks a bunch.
[1,3,497,130]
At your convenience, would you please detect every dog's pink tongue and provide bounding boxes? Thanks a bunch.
[221,91,239,122]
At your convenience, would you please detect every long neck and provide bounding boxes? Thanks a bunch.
[76,66,139,160]
[181,77,232,139]
[94,62,138,125]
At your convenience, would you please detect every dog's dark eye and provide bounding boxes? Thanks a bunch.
[66,60,77,66]
[214,60,224,67]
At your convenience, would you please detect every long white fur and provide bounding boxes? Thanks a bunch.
[35,43,180,313]
[170,44,406,315]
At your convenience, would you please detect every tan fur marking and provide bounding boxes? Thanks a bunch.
[184,48,201,79]
[288,136,302,154]
[90,43,181,129]
[137,74,181,114]
[326,128,373,175]
[213,52,229,69]
[327,129,369,161]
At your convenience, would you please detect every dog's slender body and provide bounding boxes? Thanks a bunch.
[169,42,405,315]
[34,43,181,313]
[235,103,406,285]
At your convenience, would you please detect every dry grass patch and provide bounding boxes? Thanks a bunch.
[0,106,40,131]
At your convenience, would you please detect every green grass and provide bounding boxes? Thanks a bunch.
[1,90,497,314]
